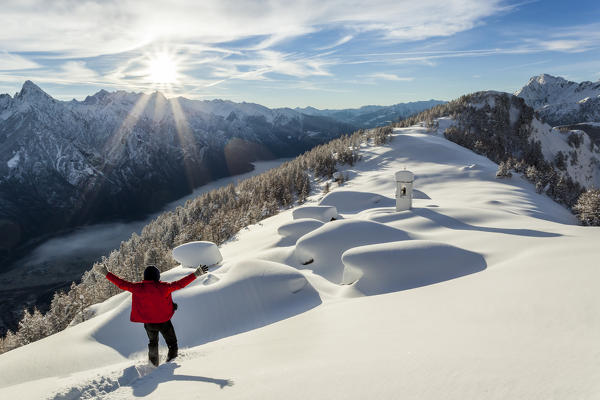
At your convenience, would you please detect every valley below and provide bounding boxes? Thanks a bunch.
[0,159,288,335]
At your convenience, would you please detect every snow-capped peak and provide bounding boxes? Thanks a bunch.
[531,73,568,86]
[515,74,600,125]
[81,89,110,105]
[16,80,53,103]
[516,73,600,105]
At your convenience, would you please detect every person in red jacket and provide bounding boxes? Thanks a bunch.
[96,264,208,366]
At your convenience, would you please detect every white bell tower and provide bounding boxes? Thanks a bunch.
[395,170,414,211]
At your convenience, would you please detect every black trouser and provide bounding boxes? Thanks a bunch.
[144,320,178,349]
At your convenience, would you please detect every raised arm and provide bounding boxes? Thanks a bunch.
[106,272,137,292]
[165,266,209,293]
[94,264,136,292]
[166,272,197,293]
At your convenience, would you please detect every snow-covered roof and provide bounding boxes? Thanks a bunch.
[172,241,223,267]
[394,170,414,182]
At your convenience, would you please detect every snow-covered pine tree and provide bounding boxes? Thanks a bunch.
[574,189,600,226]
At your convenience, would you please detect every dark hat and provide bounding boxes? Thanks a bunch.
[143,265,160,281]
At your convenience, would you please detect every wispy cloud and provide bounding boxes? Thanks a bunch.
[0,52,40,71]
[0,1,508,57]
[492,59,550,72]
[368,73,414,81]
[3,0,598,107]
[0,0,512,100]
[537,40,588,52]
[341,32,600,67]
[316,35,354,50]
[58,61,99,81]
[544,23,600,51]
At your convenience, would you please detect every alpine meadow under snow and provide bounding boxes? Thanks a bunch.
[0,122,598,399]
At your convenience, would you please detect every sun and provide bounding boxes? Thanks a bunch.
[147,52,178,84]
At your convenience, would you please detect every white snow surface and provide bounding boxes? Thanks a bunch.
[530,119,600,188]
[291,205,338,222]
[172,241,223,267]
[295,219,411,284]
[276,218,324,242]
[342,240,486,295]
[1,126,599,399]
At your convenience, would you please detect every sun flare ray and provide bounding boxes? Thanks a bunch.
[170,97,207,189]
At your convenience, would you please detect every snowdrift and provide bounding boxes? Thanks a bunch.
[167,260,321,348]
[342,240,486,294]
[277,218,324,242]
[292,205,338,222]
[294,219,410,283]
[93,260,320,357]
[319,190,395,214]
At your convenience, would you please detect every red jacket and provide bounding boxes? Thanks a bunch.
[106,272,196,323]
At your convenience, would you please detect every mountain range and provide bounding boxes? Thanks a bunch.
[0,82,350,267]
[0,82,441,269]
[296,100,445,128]
[456,90,600,189]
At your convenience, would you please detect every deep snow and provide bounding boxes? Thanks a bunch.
[1,125,599,399]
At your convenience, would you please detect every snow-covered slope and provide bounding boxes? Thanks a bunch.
[1,126,598,399]
[428,90,600,190]
[515,74,600,126]
[530,121,600,188]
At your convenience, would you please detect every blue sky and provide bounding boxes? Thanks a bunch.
[0,0,599,108]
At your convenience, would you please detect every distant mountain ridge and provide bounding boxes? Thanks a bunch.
[296,100,446,128]
[515,73,600,126]
[398,90,600,193]
[456,91,600,190]
[0,81,357,267]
